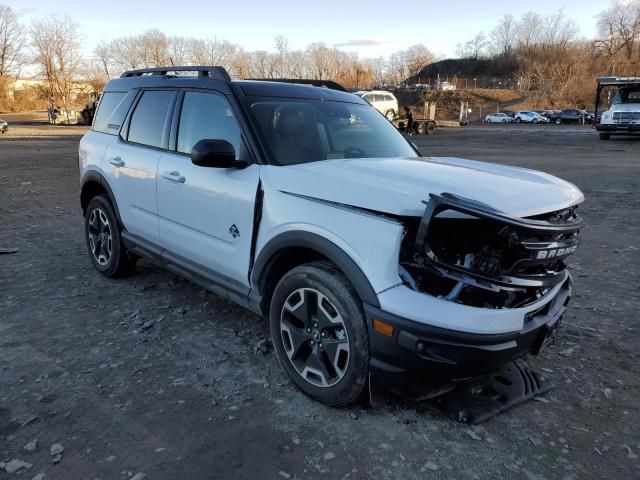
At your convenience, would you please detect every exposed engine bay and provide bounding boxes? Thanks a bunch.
[399,193,583,309]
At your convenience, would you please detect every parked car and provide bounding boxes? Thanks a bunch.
[550,109,588,125]
[436,81,456,91]
[0,119,7,134]
[541,110,560,121]
[484,113,514,124]
[354,90,399,120]
[514,111,549,124]
[79,66,584,406]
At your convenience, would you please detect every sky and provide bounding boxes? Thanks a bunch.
[8,0,608,59]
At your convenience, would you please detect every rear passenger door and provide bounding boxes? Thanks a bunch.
[104,90,176,245]
[156,90,260,288]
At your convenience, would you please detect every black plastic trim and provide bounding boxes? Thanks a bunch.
[251,231,380,307]
[80,170,123,227]
[121,231,261,314]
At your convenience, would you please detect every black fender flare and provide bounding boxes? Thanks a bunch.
[251,231,380,308]
[80,170,123,227]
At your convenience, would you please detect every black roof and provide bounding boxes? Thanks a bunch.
[104,66,365,104]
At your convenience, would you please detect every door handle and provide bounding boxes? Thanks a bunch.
[109,156,125,167]
[161,171,186,183]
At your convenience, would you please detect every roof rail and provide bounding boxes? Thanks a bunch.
[247,78,348,92]
[120,66,231,82]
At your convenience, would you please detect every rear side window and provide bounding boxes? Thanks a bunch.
[384,95,394,102]
[127,91,175,148]
[93,92,125,134]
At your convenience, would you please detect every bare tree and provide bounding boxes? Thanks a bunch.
[0,4,26,78]
[274,34,289,77]
[456,32,487,59]
[596,0,640,60]
[404,44,435,78]
[491,14,516,57]
[31,14,84,122]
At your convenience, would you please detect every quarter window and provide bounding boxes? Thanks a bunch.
[93,92,125,134]
[177,91,242,157]
[127,90,175,148]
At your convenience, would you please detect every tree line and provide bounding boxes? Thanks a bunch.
[453,2,640,107]
[0,0,639,112]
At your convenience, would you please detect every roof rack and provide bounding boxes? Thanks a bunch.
[247,78,348,92]
[120,66,231,82]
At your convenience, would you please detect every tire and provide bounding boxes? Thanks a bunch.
[502,119,507,123]
[385,110,395,121]
[416,122,426,135]
[533,118,539,124]
[515,117,521,123]
[269,261,369,406]
[555,118,562,125]
[599,133,611,140]
[426,122,435,134]
[84,195,137,278]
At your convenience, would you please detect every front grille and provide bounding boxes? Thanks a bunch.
[613,112,640,124]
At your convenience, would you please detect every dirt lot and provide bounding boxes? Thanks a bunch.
[1,125,639,480]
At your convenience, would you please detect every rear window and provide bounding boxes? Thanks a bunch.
[127,90,175,148]
[93,92,125,134]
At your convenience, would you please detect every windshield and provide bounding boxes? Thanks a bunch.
[247,97,418,166]
[613,87,640,104]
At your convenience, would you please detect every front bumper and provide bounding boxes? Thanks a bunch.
[365,277,572,400]
[597,123,640,134]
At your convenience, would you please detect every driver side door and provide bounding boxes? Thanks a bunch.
[157,90,260,288]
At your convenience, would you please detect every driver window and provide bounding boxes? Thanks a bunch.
[177,92,242,157]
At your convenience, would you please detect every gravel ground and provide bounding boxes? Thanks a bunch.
[1,125,639,479]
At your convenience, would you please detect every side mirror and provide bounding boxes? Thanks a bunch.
[190,139,247,168]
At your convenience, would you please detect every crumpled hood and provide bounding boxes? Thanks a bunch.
[262,157,584,218]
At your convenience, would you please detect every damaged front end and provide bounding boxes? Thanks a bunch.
[400,193,584,309]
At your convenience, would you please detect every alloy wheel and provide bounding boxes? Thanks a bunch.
[87,207,112,266]
[279,288,350,387]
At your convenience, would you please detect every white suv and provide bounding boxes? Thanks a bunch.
[79,67,584,406]
[354,90,398,120]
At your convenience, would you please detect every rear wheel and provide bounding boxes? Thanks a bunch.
[269,262,369,406]
[84,195,137,277]
[555,118,562,125]
[415,122,426,135]
[426,122,435,134]
[515,117,521,123]
[599,133,611,140]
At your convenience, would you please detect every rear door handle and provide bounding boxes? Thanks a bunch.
[109,156,125,167]
[161,171,186,183]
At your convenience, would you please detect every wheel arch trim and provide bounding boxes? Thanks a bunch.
[252,231,380,308]
[80,170,123,227]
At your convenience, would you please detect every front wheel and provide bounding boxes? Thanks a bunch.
[515,117,521,123]
[415,122,426,135]
[555,118,562,125]
[84,195,137,277]
[269,262,369,406]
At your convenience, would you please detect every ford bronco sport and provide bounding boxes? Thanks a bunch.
[79,66,584,406]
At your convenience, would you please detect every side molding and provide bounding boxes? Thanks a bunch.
[252,231,380,307]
